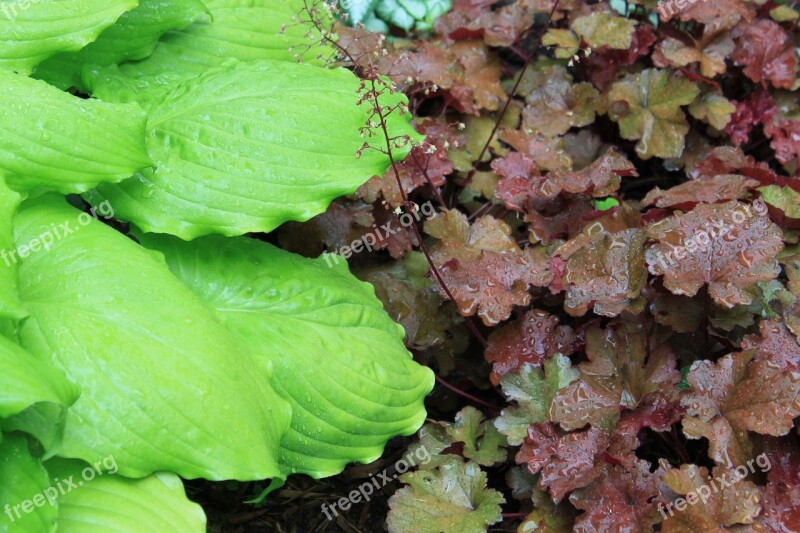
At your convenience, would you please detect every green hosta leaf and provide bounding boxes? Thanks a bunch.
[139,233,434,478]
[572,12,636,50]
[13,195,291,481]
[46,459,206,532]
[387,459,505,533]
[0,175,26,319]
[86,60,421,240]
[85,0,334,104]
[495,355,580,446]
[0,434,55,533]
[0,71,150,194]
[609,69,700,160]
[0,334,78,420]
[0,0,137,74]
[33,0,208,91]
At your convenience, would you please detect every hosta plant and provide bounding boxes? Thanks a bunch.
[0,0,433,531]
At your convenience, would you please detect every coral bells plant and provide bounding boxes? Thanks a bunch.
[0,0,800,531]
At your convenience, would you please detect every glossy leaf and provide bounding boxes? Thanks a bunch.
[0,71,150,194]
[0,434,54,533]
[0,175,26,319]
[85,0,334,104]
[0,0,136,74]
[86,60,419,239]
[0,334,78,420]
[139,232,434,478]
[33,0,208,91]
[13,195,291,480]
[645,201,783,308]
[46,459,206,532]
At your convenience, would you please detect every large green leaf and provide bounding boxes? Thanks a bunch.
[13,195,291,480]
[0,434,55,533]
[33,0,208,91]
[0,71,150,194]
[46,459,206,532]
[140,233,434,478]
[85,0,333,104]
[0,334,78,420]
[0,0,137,74]
[0,175,26,319]
[85,60,421,240]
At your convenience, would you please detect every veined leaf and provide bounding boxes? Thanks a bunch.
[85,60,421,240]
[608,69,700,160]
[0,434,55,533]
[13,195,292,481]
[0,0,137,74]
[46,459,206,532]
[85,0,334,104]
[387,458,505,533]
[33,0,208,91]
[0,71,150,194]
[0,334,78,420]
[139,233,434,478]
[0,175,26,319]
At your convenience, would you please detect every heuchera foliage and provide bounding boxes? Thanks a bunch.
[281,0,798,531]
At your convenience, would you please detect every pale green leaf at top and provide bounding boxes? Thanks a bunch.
[689,92,736,130]
[572,12,636,50]
[13,195,292,481]
[376,0,417,30]
[33,0,209,91]
[494,355,580,446]
[0,333,79,420]
[139,233,434,478]
[759,185,800,221]
[0,71,151,194]
[373,0,451,31]
[0,0,137,74]
[387,458,505,533]
[0,174,26,319]
[0,434,55,533]
[444,407,506,466]
[46,458,206,533]
[84,0,334,105]
[345,0,379,25]
[609,68,700,159]
[542,29,580,59]
[770,5,799,22]
[85,60,422,240]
